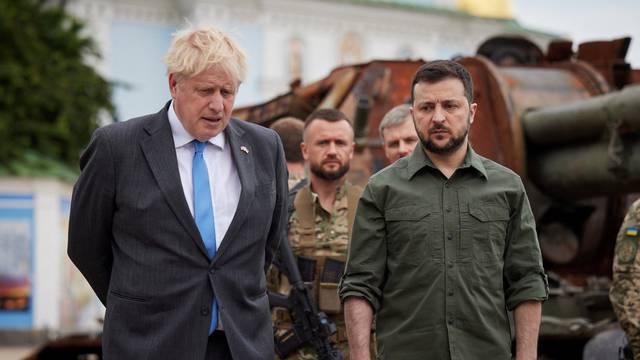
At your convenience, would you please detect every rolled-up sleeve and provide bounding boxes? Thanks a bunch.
[339,183,387,312]
[503,179,549,310]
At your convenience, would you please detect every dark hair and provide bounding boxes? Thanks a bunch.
[270,117,305,163]
[304,108,352,130]
[410,60,473,104]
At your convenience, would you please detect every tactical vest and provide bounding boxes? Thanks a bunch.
[292,182,361,253]
[288,180,362,315]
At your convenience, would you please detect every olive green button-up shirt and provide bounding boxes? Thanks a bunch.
[339,146,548,360]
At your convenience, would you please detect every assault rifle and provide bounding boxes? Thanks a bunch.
[269,180,344,360]
[268,217,344,359]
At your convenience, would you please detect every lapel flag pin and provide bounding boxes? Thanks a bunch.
[240,146,249,154]
[626,226,638,236]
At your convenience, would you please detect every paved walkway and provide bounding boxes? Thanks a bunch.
[0,346,35,360]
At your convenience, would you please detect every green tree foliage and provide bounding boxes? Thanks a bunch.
[0,0,113,182]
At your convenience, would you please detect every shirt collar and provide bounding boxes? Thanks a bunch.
[460,146,487,179]
[406,144,487,180]
[168,100,225,150]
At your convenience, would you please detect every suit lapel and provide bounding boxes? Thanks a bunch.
[139,103,209,258]
[214,120,256,259]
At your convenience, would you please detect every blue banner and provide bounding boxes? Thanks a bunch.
[0,194,34,329]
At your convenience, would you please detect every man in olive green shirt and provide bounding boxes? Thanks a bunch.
[339,60,548,360]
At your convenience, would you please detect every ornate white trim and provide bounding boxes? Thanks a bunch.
[67,0,182,25]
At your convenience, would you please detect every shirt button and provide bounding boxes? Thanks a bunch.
[447,233,453,240]
[445,183,450,188]
[446,207,451,213]
[448,262,454,269]
[448,290,454,296]
[201,307,209,316]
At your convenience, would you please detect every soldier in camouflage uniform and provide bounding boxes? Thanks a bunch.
[610,198,640,360]
[274,109,363,359]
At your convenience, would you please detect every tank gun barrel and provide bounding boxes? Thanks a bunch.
[522,85,640,146]
[522,85,640,199]
[528,140,640,199]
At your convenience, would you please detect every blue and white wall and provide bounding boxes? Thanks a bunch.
[0,179,103,332]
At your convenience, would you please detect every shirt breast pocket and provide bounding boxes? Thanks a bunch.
[462,203,510,264]
[385,205,434,266]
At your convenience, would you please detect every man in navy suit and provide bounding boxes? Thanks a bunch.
[68,26,288,359]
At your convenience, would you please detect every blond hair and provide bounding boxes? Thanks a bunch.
[164,26,247,84]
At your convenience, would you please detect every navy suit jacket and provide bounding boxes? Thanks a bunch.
[68,102,288,359]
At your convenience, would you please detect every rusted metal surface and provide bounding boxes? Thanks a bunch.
[577,37,633,89]
[317,68,358,110]
[457,56,526,175]
[233,65,361,127]
[546,40,574,62]
[337,60,424,180]
[476,35,544,65]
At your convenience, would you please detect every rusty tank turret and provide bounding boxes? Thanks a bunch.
[234,35,640,359]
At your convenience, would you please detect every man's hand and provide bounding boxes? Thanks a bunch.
[344,297,374,360]
[513,300,542,360]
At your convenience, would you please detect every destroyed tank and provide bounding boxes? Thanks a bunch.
[234,35,640,359]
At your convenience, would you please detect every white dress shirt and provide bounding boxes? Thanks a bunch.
[168,101,241,252]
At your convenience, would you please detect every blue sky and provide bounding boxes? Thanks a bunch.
[512,0,640,67]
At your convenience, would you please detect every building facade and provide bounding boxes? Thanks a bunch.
[67,0,555,122]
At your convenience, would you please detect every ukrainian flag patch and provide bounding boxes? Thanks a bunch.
[626,226,638,236]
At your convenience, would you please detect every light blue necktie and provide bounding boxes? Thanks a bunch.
[192,140,217,334]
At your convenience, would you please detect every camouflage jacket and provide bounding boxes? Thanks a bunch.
[288,181,361,258]
[610,198,640,360]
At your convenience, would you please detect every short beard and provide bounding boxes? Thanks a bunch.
[310,162,350,181]
[417,119,470,155]
[420,129,467,154]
